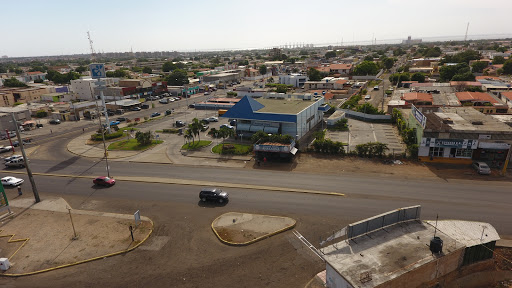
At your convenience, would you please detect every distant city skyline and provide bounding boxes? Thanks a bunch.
[2,0,512,58]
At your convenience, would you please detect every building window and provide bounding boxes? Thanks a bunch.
[429,147,444,157]
[455,148,472,158]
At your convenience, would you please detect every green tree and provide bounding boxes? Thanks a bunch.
[165,69,189,86]
[363,55,374,62]
[3,77,27,87]
[393,47,406,56]
[492,56,505,65]
[106,69,130,78]
[162,61,177,72]
[142,66,152,74]
[307,68,322,81]
[423,47,442,57]
[451,71,476,81]
[496,47,507,53]
[383,57,395,70]
[259,65,267,75]
[75,66,87,73]
[135,131,153,146]
[439,63,470,82]
[356,103,383,115]
[352,61,379,76]
[184,128,194,146]
[441,49,480,64]
[471,61,488,73]
[325,51,337,59]
[189,118,202,142]
[502,60,512,75]
[410,72,426,83]
[218,126,234,148]
[389,72,410,85]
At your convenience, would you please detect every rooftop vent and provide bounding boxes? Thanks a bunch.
[472,121,484,125]
[442,118,453,124]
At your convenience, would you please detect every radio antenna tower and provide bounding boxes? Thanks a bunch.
[464,22,470,42]
[87,31,96,60]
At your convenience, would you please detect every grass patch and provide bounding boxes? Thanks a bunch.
[181,140,212,150]
[108,139,163,151]
[212,143,253,155]
[156,128,179,134]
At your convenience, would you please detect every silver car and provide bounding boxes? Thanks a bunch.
[472,161,491,175]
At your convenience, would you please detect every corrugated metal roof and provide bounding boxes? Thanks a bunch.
[425,220,500,247]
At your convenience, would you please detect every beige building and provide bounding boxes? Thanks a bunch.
[0,91,15,107]
[0,87,48,104]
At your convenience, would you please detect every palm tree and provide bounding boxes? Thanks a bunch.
[219,127,234,149]
[190,118,202,142]
[184,129,194,147]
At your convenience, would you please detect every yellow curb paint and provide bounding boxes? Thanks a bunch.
[0,230,30,260]
[1,219,154,277]
[211,213,297,246]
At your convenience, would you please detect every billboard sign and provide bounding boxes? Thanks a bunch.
[411,104,427,128]
[89,63,106,79]
[420,138,478,149]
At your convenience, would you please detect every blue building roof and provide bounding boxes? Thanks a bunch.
[221,96,297,123]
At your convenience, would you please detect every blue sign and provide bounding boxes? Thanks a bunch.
[411,104,426,129]
[89,63,106,79]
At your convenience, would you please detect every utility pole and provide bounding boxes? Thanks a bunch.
[464,22,470,42]
[11,113,40,203]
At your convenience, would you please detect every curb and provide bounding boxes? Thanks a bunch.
[1,171,345,197]
[1,218,154,277]
[211,213,296,246]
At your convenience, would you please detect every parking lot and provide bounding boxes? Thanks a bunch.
[326,118,405,154]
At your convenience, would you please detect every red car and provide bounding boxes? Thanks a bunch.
[93,176,116,187]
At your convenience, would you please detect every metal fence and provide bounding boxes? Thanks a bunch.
[347,205,421,240]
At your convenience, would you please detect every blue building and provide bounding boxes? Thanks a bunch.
[221,93,329,141]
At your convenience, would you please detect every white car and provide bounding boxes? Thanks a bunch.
[205,117,218,122]
[1,176,24,186]
[4,155,23,162]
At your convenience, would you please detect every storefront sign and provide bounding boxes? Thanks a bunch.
[478,142,510,149]
[412,104,427,129]
[420,138,478,149]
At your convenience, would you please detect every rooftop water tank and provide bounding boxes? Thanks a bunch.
[430,236,443,254]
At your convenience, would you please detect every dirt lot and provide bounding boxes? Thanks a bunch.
[247,153,512,182]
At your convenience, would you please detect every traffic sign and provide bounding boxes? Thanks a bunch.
[89,63,106,79]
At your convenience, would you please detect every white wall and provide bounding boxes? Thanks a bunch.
[326,263,354,288]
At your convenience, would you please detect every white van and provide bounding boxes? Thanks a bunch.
[364,95,371,100]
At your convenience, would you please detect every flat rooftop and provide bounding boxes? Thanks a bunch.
[426,107,512,133]
[255,98,316,114]
[321,220,460,288]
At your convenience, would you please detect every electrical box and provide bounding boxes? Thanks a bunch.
[0,258,10,271]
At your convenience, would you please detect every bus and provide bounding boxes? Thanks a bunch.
[218,109,228,116]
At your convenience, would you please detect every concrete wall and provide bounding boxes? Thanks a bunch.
[377,247,464,288]
[326,263,354,288]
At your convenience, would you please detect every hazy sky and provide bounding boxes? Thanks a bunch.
[2,0,511,57]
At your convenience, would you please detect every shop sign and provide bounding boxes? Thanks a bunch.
[420,138,478,149]
[412,104,426,128]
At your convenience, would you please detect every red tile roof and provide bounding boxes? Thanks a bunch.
[329,64,352,70]
[450,81,482,86]
[501,92,512,101]
[315,67,330,73]
[27,71,43,75]
[335,79,348,85]
[402,92,432,103]
[475,76,501,81]
[455,92,499,105]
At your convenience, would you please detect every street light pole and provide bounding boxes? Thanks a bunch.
[11,113,40,203]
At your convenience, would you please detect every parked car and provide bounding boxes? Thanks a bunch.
[373,86,379,90]
[229,119,237,126]
[0,146,14,153]
[105,111,115,116]
[5,158,28,168]
[364,95,371,100]
[4,154,23,162]
[204,92,210,95]
[1,176,24,186]
[220,124,234,130]
[165,110,172,116]
[1,131,16,140]
[130,107,142,111]
[151,112,161,117]
[49,119,61,125]
[141,104,150,109]
[93,176,116,187]
[204,117,218,122]
[110,121,120,126]
[12,138,31,147]
[472,161,491,175]
[199,188,228,203]
[36,123,44,128]
[159,98,169,104]
[200,124,209,132]
[116,117,128,122]
[188,104,195,108]
[175,120,186,127]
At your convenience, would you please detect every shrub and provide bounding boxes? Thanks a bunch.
[35,110,48,118]
[312,139,346,155]
[162,128,179,133]
[90,131,124,141]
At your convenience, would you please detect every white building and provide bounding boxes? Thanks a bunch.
[279,74,308,88]
[70,78,115,101]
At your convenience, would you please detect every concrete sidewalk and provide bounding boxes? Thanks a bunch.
[0,197,152,276]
